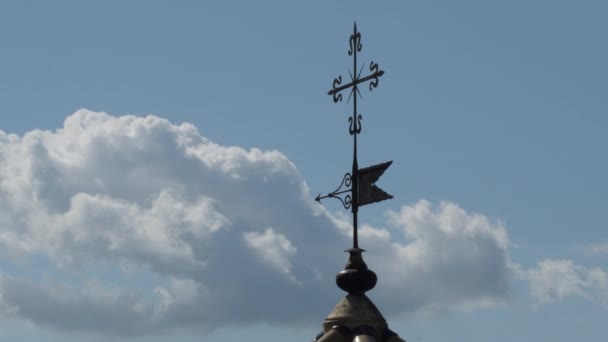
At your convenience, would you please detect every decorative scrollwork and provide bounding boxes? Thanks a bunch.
[319,23,391,251]
[348,25,362,56]
[332,172,351,194]
[316,173,353,206]
[331,76,343,103]
[332,193,352,209]
[348,114,362,135]
[368,61,383,91]
[340,194,352,209]
[344,173,352,187]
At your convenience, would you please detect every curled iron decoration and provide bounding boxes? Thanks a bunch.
[331,172,352,194]
[340,194,352,210]
[368,61,384,91]
[330,76,343,103]
[348,26,362,56]
[348,114,362,135]
[329,173,352,209]
[315,173,352,209]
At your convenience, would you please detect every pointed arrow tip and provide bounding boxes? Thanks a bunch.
[315,194,321,202]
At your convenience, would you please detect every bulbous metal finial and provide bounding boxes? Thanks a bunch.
[336,248,377,294]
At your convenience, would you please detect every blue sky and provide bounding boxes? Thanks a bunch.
[0,1,607,341]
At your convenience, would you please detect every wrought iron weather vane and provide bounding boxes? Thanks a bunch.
[311,24,407,342]
[316,23,393,250]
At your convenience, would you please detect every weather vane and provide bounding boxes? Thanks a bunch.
[316,22,393,251]
[311,23,407,342]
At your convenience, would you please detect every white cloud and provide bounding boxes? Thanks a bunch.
[244,228,297,277]
[372,200,512,314]
[0,110,344,335]
[0,110,516,336]
[523,259,608,306]
[526,259,590,304]
[0,274,156,334]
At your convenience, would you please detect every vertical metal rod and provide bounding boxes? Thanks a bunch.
[351,24,359,249]
[324,22,386,249]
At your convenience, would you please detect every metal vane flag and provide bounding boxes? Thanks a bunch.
[316,22,393,250]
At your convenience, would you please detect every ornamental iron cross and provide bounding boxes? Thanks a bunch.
[316,23,393,250]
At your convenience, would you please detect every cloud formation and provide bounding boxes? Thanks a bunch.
[523,259,608,306]
[0,110,515,336]
[374,200,512,313]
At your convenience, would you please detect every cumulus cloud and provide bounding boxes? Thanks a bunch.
[372,200,512,314]
[0,110,516,336]
[244,228,297,278]
[0,274,157,334]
